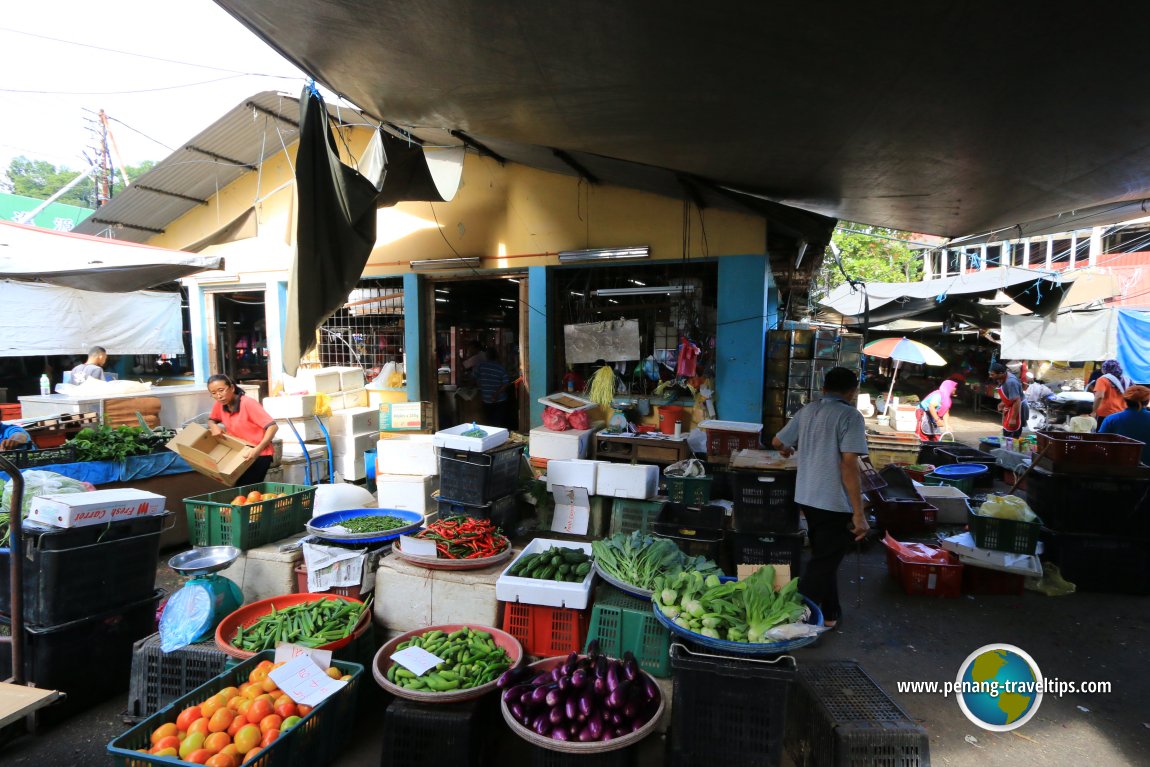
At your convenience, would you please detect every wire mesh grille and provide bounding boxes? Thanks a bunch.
[314,277,406,379]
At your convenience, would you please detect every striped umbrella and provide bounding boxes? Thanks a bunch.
[862,337,948,413]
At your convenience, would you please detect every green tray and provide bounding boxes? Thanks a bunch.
[584,583,671,678]
[184,482,315,550]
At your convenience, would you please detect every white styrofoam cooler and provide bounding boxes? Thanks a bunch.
[544,459,605,492]
[262,394,318,419]
[376,473,438,514]
[596,463,659,499]
[333,366,366,392]
[296,368,343,394]
[496,537,594,609]
[377,434,438,476]
[274,417,325,442]
[433,423,509,452]
[325,431,375,480]
[280,445,329,485]
[331,389,368,410]
[529,423,602,460]
[326,406,378,437]
[916,484,970,525]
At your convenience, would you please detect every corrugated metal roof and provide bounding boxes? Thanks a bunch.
[74,91,371,244]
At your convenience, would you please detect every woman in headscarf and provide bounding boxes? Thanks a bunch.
[916,379,957,441]
[1092,359,1130,421]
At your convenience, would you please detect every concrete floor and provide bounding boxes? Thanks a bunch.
[3,405,1148,765]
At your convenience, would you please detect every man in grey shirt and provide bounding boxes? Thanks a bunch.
[772,366,869,630]
[70,346,107,385]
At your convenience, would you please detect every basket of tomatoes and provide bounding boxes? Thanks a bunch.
[184,483,316,550]
[108,652,362,767]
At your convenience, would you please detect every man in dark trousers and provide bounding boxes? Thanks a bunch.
[772,367,869,630]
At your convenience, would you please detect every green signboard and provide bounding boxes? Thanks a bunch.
[0,192,93,232]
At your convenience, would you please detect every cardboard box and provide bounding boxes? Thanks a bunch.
[262,394,318,420]
[29,488,165,528]
[326,406,378,437]
[376,474,438,514]
[529,422,602,460]
[167,423,257,484]
[379,401,432,431]
[376,434,438,476]
[596,463,659,499]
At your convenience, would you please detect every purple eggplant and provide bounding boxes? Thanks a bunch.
[576,712,587,724]
[568,722,579,737]
[613,726,628,738]
[586,639,600,658]
[578,690,594,716]
[531,686,552,705]
[609,710,624,726]
[577,724,597,742]
[606,663,621,692]
[496,666,525,689]
[595,656,608,679]
[519,689,537,708]
[550,666,564,682]
[565,651,579,671]
[589,712,606,739]
[509,702,524,721]
[565,697,579,721]
[623,701,638,720]
[631,720,644,733]
[532,714,550,736]
[602,730,616,742]
[592,676,607,697]
[623,650,635,663]
[548,706,565,725]
[622,658,639,682]
[550,727,571,741]
[643,677,659,702]
[557,675,572,693]
[605,681,630,710]
[570,668,588,689]
[545,687,564,707]
[530,673,550,685]
[503,683,530,704]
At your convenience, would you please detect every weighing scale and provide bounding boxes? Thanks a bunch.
[159,546,244,652]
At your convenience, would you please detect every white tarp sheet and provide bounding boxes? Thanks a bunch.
[0,280,183,356]
[1000,310,1117,360]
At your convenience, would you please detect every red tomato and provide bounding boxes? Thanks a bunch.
[246,698,273,725]
[260,729,279,748]
[258,714,282,734]
[186,748,213,764]
[273,699,298,719]
[175,706,203,732]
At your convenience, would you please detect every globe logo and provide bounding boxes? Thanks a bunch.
[955,644,1043,731]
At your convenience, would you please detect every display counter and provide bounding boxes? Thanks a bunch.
[18,384,213,429]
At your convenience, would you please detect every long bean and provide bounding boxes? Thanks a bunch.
[231,599,367,652]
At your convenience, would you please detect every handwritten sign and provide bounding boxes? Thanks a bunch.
[268,655,347,707]
[390,646,444,677]
[550,485,589,536]
[399,535,438,558]
[274,642,332,671]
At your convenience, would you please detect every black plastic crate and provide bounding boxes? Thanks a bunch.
[728,530,804,578]
[1026,466,1150,536]
[125,633,230,722]
[532,746,637,766]
[380,695,497,766]
[786,661,930,767]
[0,588,163,721]
[0,444,77,469]
[669,642,795,766]
[438,442,526,505]
[1040,529,1150,595]
[436,493,518,532]
[732,470,800,533]
[0,514,166,626]
[652,503,725,563]
[932,445,996,488]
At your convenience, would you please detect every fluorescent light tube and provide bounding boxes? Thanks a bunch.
[592,284,696,297]
[558,246,649,263]
[410,257,482,271]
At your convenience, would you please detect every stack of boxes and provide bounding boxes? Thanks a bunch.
[764,328,863,444]
[727,466,804,578]
[375,434,439,517]
[434,425,525,530]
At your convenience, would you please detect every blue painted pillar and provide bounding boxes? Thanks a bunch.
[716,255,771,423]
[528,266,552,427]
[403,272,424,401]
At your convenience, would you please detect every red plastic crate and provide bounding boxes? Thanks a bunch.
[500,601,590,658]
[705,428,761,463]
[31,431,67,449]
[883,544,962,597]
[1036,430,1143,467]
[0,404,21,420]
[961,565,1025,596]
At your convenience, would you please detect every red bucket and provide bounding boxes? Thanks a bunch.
[658,405,686,435]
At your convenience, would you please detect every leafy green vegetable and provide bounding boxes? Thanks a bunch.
[68,425,175,462]
[652,567,806,643]
[591,530,722,592]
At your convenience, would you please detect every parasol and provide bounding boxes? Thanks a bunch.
[862,337,947,413]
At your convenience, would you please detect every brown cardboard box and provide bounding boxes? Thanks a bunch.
[166,423,255,485]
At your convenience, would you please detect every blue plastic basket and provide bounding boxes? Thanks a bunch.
[931,462,988,478]
[651,594,823,655]
[306,508,424,544]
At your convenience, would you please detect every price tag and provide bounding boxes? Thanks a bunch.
[268,655,347,707]
[550,485,589,536]
[274,642,332,671]
[400,534,438,557]
[390,646,444,677]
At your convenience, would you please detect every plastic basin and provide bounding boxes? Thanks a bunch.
[372,623,524,703]
[932,463,988,478]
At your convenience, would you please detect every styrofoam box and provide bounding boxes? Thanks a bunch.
[297,368,343,394]
[275,417,325,442]
[495,537,594,609]
[281,439,325,458]
[374,551,505,634]
[332,451,367,481]
[433,423,509,452]
[331,389,368,410]
[326,406,378,437]
[697,419,763,434]
[916,484,970,525]
[280,453,330,485]
[333,366,366,392]
[529,423,602,460]
[221,535,305,603]
[262,394,318,419]
[596,463,659,499]
[940,532,1043,577]
[545,459,605,493]
[328,431,376,458]
[376,474,438,515]
[377,434,438,476]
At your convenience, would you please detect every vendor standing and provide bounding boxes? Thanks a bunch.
[1091,359,1130,421]
[989,362,1028,438]
[207,374,277,486]
[772,367,869,631]
[70,346,107,384]
[916,379,957,442]
[1099,385,1150,464]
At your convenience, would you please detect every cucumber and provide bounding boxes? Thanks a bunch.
[561,550,587,564]
[575,561,592,576]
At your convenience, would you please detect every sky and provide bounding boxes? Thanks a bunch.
[0,0,327,176]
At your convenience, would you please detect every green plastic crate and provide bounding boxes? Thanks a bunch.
[584,583,671,678]
[665,475,714,505]
[609,498,667,536]
[184,482,315,550]
[922,472,974,495]
[968,507,1041,555]
[108,651,363,767]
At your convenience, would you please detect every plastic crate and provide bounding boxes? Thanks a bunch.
[932,445,996,488]
[125,634,229,721]
[108,650,363,767]
[380,696,497,767]
[968,507,1041,555]
[0,443,77,469]
[0,403,21,420]
[871,500,938,537]
[184,482,315,550]
[584,583,672,678]
[1036,430,1143,467]
[0,513,166,626]
[609,498,666,536]
[438,442,526,505]
[705,427,762,463]
[0,589,163,722]
[727,531,804,578]
[961,564,1025,596]
[731,470,800,532]
[652,503,725,563]
[921,471,974,495]
[1025,466,1150,536]
[786,661,930,767]
[436,494,519,532]
[665,475,713,505]
[668,643,795,767]
[501,601,590,658]
[1040,529,1150,595]
[533,747,637,766]
[883,543,962,597]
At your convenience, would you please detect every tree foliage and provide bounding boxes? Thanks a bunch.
[813,222,924,297]
[2,156,157,209]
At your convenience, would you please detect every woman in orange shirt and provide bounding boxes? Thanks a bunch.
[1092,359,1130,421]
[207,374,278,486]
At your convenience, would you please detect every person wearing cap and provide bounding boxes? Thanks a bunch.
[1099,385,1150,464]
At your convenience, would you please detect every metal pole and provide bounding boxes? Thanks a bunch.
[0,455,26,684]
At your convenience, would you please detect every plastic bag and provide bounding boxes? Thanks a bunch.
[882,532,951,564]
[1025,562,1076,596]
[159,583,215,652]
[314,392,333,417]
[1,469,90,516]
[567,409,590,430]
[664,457,706,478]
[979,494,1037,522]
[543,407,570,431]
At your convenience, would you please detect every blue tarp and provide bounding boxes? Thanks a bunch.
[0,452,194,484]
[1117,309,1150,385]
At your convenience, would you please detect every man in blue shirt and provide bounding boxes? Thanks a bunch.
[473,348,513,428]
[772,367,869,630]
[0,421,32,451]
[1099,385,1150,464]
